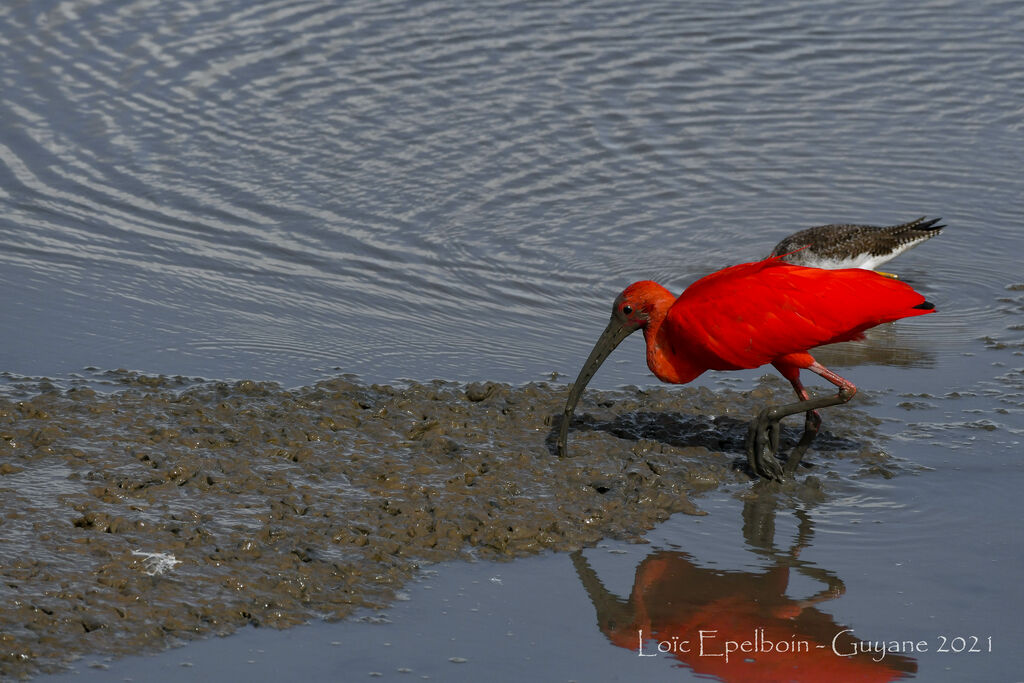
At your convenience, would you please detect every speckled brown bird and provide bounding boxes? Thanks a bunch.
[769,216,944,273]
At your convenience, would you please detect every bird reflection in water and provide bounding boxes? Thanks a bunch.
[571,497,917,681]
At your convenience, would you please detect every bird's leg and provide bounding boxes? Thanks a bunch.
[746,362,857,481]
[783,375,821,477]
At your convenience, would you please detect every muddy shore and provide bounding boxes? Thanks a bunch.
[0,371,901,678]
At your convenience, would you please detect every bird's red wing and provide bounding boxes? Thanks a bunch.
[665,259,933,372]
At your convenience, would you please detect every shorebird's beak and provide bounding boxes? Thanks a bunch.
[876,270,899,279]
[555,316,636,458]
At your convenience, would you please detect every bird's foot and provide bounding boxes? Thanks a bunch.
[745,385,848,481]
[745,411,785,482]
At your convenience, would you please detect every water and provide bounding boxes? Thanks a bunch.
[3,0,1023,680]
[3,0,1021,388]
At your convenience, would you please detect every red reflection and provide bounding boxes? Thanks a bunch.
[572,503,917,681]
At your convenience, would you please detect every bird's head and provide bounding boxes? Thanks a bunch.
[556,281,674,458]
[610,280,669,331]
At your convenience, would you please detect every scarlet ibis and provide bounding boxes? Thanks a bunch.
[770,216,943,276]
[556,257,935,480]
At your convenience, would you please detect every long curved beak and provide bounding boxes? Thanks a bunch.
[556,317,637,457]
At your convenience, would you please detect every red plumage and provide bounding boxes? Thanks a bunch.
[649,258,933,383]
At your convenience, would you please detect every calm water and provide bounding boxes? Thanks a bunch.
[4,0,1023,680]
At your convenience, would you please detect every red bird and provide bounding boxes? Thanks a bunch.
[556,256,935,480]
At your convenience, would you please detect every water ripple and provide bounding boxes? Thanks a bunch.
[0,0,1022,387]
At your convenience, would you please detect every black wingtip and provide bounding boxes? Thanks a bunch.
[914,301,936,311]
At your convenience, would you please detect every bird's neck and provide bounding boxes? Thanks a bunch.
[638,288,707,385]
[638,287,698,385]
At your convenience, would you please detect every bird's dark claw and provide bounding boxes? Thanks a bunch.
[745,409,785,481]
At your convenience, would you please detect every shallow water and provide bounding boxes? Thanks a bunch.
[2,0,1024,680]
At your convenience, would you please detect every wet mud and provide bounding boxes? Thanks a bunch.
[0,371,906,678]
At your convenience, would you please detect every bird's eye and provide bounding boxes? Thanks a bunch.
[622,305,633,315]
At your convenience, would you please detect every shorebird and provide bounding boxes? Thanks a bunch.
[556,258,935,480]
[769,216,944,276]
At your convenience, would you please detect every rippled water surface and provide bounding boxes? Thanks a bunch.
[3,0,1021,387]
[3,0,1023,680]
